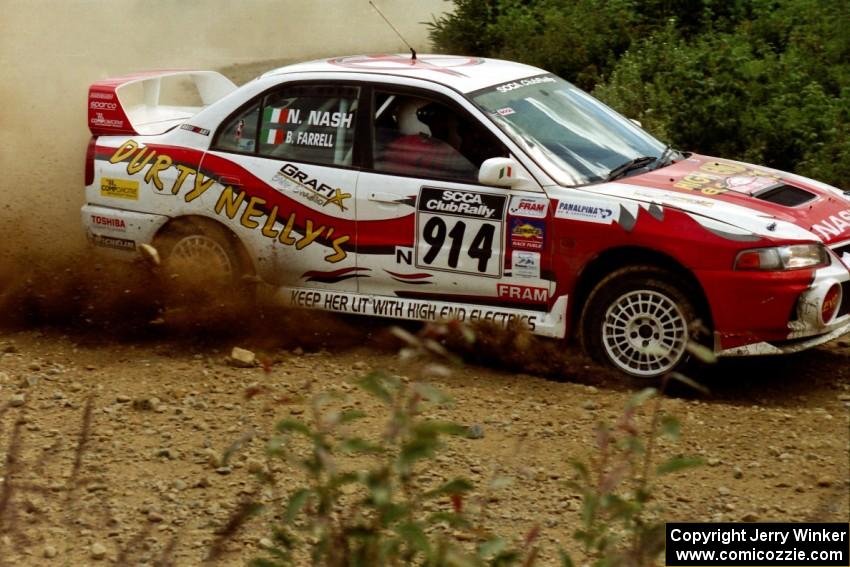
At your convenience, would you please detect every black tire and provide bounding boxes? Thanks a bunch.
[152,219,256,326]
[579,265,704,379]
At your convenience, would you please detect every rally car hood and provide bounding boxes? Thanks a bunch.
[592,154,850,245]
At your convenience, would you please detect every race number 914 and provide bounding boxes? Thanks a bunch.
[415,187,506,277]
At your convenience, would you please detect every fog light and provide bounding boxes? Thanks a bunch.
[821,284,841,324]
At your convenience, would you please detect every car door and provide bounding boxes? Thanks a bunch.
[355,85,552,310]
[202,82,362,290]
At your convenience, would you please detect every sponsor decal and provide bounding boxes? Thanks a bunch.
[302,267,370,284]
[512,250,540,279]
[90,214,126,231]
[287,288,539,331]
[272,163,351,211]
[107,140,351,263]
[496,107,515,116]
[90,91,114,100]
[418,187,504,219]
[328,54,484,78]
[90,100,117,111]
[508,196,548,218]
[812,209,850,240]
[673,161,781,196]
[100,177,138,200]
[497,283,548,303]
[416,188,507,277]
[179,124,210,136]
[510,218,544,250]
[88,233,135,251]
[262,107,353,147]
[493,75,556,94]
[90,114,124,129]
[555,197,615,224]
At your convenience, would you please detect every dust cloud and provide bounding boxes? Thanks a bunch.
[0,0,449,332]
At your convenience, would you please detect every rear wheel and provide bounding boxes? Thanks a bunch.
[580,266,701,379]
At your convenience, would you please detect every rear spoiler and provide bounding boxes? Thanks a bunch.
[88,70,237,136]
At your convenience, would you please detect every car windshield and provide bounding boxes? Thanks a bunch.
[471,74,667,186]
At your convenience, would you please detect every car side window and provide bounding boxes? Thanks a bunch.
[372,90,508,183]
[257,84,359,167]
[213,102,260,153]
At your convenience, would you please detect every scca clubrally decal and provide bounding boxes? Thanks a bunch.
[415,187,506,278]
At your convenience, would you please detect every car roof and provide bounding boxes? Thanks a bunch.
[260,54,546,93]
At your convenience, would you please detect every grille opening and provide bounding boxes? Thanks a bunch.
[754,185,816,206]
[839,281,850,318]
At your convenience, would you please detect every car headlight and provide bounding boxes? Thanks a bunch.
[734,244,830,271]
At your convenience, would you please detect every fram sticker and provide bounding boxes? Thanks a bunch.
[512,250,540,279]
[497,283,548,303]
[510,218,544,250]
[509,196,548,218]
[555,197,615,224]
[100,178,139,200]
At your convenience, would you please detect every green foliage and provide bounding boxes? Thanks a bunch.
[250,368,539,567]
[429,0,850,189]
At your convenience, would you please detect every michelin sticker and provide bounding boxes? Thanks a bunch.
[555,196,615,225]
[512,250,540,279]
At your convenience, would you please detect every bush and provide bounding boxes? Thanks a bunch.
[429,0,850,189]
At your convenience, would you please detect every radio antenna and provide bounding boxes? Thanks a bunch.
[368,1,416,61]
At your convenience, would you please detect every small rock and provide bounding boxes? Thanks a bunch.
[467,424,485,439]
[9,394,25,407]
[259,538,274,550]
[2,344,19,354]
[215,466,232,475]
[581,400,597,410]
[116,395,131,403]
[155,447,175,460]
[229,347,256,368]
[147,510,164,523]
[717,486,731,496]
[816,476,833,487]
[43,545,57,558]
[352,360,367,371]
[733,467,743,479]
[292,347,304,356]
[742,512,759,522]
[707,457,721,467]
[90,542,106,560]
[195,477,211,489]
[173,479,187,491]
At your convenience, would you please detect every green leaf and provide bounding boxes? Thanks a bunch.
[339,437,384,455]
[559,549,576,567]
[656,456,704,476]
[356,371,394,404]
[478,537,507,559]
[424,478,474,499]
[685,340,717,364]
[399,438,438,470]
[627,387,657,409]
[412,382,454,405]
[489,476,514,490]
[660,415,680,440]
[413,421,468,438]
[668,372,711,395]
[285,489,312,523]
[275,419,311,436]
[339,409,367,424]
[395,522,431,555]
[570,459,590,481]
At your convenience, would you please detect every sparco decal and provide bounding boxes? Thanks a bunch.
[107,140,351,263]
[555,197,615,224]
[508,196,548,218]
[90,101,117,111]
[812,209,850,240]
[272,163,351,211]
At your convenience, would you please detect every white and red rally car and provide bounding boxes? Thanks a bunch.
[82,54,850,378]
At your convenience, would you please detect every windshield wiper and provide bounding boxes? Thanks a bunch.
[652,145,677,170]
[606,156,657,182]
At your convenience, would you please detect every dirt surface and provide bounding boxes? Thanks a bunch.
[0,261,848,566]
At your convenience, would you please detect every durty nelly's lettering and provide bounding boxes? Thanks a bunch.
[107,140,350,262]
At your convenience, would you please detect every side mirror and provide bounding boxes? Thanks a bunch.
[478,157,530,189]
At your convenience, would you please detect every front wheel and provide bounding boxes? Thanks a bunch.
[580,266,703,379]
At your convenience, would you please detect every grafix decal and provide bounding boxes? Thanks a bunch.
[555,197,615,224]
[508,196,548,218]
[415,187,507,277]
[510,218,544,251]
[272,163,351,211]
[497,283,548,303]
[107,140,351,263]
[100,177,138,200]
[812,209,850,240]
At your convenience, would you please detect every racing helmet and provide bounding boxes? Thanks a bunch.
[396,98,431,136]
